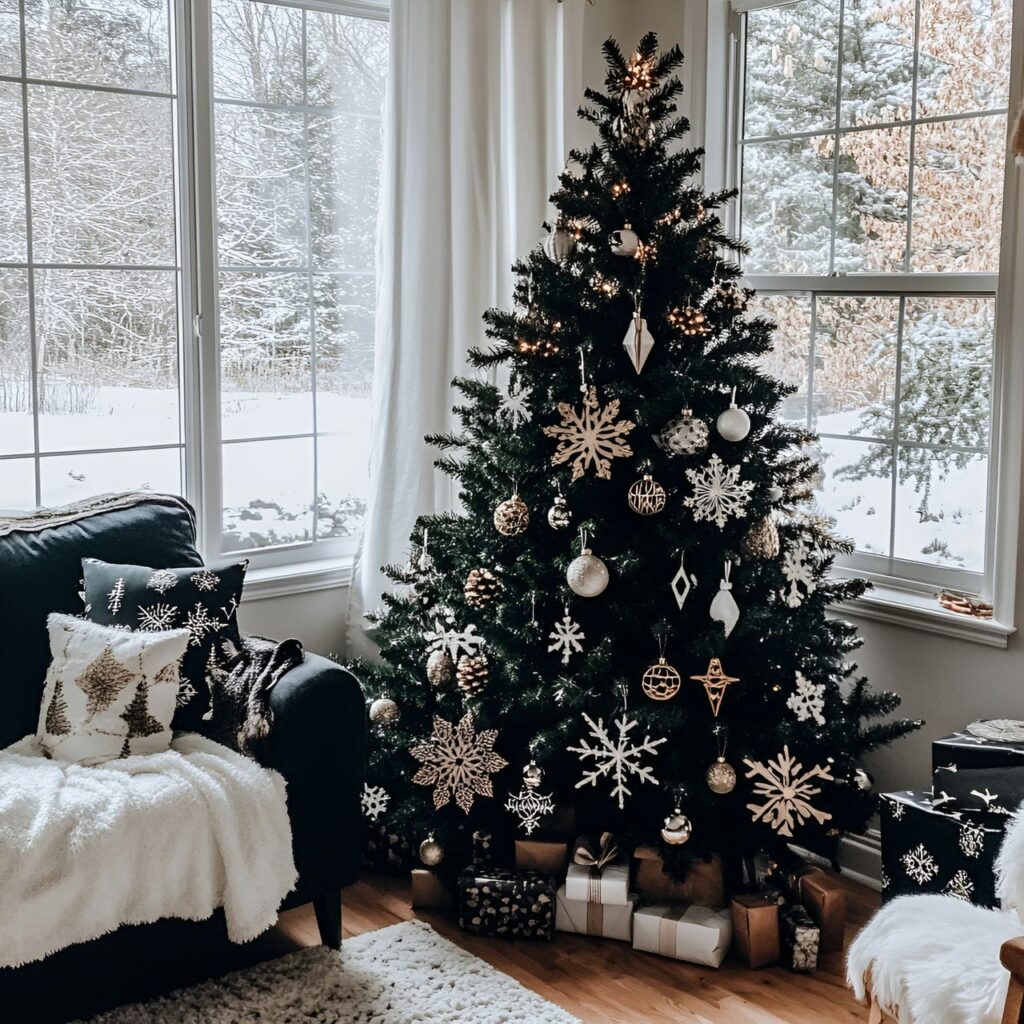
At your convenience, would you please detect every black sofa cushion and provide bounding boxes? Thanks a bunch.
[0,494,202,750]
[81,558,247,730]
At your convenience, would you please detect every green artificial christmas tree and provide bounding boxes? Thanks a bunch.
[359,35,920,880]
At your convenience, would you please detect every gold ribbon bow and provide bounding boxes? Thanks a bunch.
[572,831,620,871]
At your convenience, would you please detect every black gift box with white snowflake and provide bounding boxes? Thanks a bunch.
[880,790,1007,907]
[932,729,1024,816]
[457,867,556,940]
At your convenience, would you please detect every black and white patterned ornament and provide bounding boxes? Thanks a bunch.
[657,407,708,456]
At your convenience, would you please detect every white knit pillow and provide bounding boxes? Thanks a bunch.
[36,613,189,764]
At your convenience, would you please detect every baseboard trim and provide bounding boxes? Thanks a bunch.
[838,828,882,891]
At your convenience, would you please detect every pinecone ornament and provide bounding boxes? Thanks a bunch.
[457,654,489,694]
[426,649,454,687]
[464,567,501,608]
[741,516,780,559]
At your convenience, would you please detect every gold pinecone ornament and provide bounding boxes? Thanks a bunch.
[457,654,489,694]
[493,493,530,536]
[741,516,780,559]
[464,567,501,608]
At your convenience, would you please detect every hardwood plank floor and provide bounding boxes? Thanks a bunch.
[268,871,879,1024]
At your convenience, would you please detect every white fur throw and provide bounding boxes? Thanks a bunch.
[0,732,297,968]
[847,894,1024,1024]
[996,804,1024,917]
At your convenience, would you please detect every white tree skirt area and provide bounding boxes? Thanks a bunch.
[73,920,580,1024]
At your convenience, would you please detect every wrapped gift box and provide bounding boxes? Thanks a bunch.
[632,904,732,967]
[633,848,724,908]
[932,730,1024,816]
[770,864,847,953]
[731,893,780,968]
[363,823,413,873]
[411,868,455,910]
[472,830,495,870]
[515,839,569,876]
[555,885,636,941]
[781,903,819,972]
[881,790,1007,907]
[458,867,555,940]
[565,862,630,906]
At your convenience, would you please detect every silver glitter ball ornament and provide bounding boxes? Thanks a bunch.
[426,649,453,687]
[661,807,692,845]
[523,761,544,788]
[566,549,609,597]
[419,834,445,867]
[369,696,400,726]
[658,407,709,456]
[547,494,571,530]
[705,757,738,795]
[854,767,874,792]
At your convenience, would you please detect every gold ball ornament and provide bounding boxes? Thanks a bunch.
[740,516,780,559]
[661,807,692,845]
[547,494,572,530]
[493,493,529,536]
[369,696,400,726]
[642,656,682,701]
[419,834,445,867]
[628,474,667,516]
[464,567,501,607]
[658,407,709,456]
[456,654,489,694]
[426,649,454,687]
[566,548,609,598]
[705,757,738,795]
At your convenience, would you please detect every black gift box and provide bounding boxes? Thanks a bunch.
[880,790,1007,907]
[932,730,1024,815]
[363,823,414,873]
[458,867,556,940]
[472,829,495,870]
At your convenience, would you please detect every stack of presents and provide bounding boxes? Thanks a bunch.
[404,826,848,971]
[881,721,1024,906]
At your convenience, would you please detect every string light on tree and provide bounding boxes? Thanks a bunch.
[667,305,709,337]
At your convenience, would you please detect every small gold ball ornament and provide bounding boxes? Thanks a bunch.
[419,834,445,867]
[464,567,501,607]
[369,696,400,726]
[456,654,489,694]
[705,757,738,795]
[566,548,609,597]
[642,656,682,701]
[494,493,530,536]
[628,474,667,516]
[661,807,692,845]
[426,649,453,687]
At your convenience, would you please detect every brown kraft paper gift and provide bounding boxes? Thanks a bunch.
[792,867,847,952]
[731,893,780,968]
[634,847,725,908]
[411,868,455,910]
[515,839,570,875]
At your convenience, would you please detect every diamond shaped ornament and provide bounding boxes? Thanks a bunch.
[671,552,696,610]
[622,315,654,374]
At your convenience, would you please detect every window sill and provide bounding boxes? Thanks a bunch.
[242,556,354,602]
[829,583,1015,649]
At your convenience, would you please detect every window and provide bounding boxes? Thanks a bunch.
[0,0,387,569]
[735,0,1014,599]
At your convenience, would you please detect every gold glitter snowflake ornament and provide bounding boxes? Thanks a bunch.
[543,386,635,481]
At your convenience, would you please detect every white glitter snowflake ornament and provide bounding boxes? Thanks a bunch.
[543,385,636,481]
[499,382,533,429]
[567,712,667,809]
[548,611,585,665]
[743,745,833,837]
[683,454,754,529]
[361,783,389,822]
[787,671,826,727]
[505,762,556,835]
[901,843,939,884]
[423,618,483,661]
[410,712,508,814]
[780,538,817,608]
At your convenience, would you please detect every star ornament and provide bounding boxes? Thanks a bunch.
[543,386,635,481]
[690,657,739,717]
[409,712,508,814]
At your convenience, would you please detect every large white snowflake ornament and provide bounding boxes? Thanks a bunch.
[743,745,833,837]
[423,618,483,661]
[547,613,585,665]
[683,454,754,529]
[780,538,817,608]
[361,783,389,822]
[499,383,533,429]
[787,671,826,726]
[409,712,508,814]
[567,712,667,809]
[543,386,635,481]
[901,843,939,884]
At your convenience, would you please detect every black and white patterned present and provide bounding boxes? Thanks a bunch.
[932,727,1024,816]
[880,790,1008,907]
[780,903,819,972]
[458,867,556,940]
[363,823,414,873]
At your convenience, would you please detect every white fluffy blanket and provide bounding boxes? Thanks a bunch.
[0,732,297,968]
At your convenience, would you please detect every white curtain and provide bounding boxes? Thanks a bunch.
[346,0,587,656]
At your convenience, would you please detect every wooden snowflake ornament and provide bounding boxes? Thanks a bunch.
[543,386,635,481]
[743,745,833,837]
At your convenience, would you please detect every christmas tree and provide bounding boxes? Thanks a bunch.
[360,35,920,878]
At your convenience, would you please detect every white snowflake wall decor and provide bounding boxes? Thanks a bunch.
[743,745,833,837]
[683,454,754,529]
[361,783,389,822]
[567,712,667,809]
[409,712,508,814]
[901,843,939,884]
[543,385,636,481]
[137,603,177,632]
[787,671,826,727]
[146,569,178,594]
[190,569,219,592]
[779,537,817,608]
[547,612,585,665]
[499,383,533,429]
[423,619,483,661]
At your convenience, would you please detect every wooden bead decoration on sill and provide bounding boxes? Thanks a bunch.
[628,474,667,516]
[457,654,489,694]
[464,567,501,608]
[494,492,529,536]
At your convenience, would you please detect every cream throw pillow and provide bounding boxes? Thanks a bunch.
[36,613,189,764]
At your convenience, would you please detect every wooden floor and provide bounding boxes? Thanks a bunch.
[267,871,880,1024]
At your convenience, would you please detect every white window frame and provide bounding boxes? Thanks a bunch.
[699,0,1024,645]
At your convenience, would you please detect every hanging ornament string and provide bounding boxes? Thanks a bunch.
[578,348,588,394]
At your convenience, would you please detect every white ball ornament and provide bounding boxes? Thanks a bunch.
[610,223,640,257]
[369,696,400,726]
[567,548,609,598]
[716,387,751,442]
[661,807,692,845]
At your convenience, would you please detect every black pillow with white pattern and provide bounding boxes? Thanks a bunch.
[81,557,248,731]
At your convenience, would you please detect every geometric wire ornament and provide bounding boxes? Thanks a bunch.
[627,474,667,515]
[689,657,739,717]
[642,656,682,701]
[670,551,697,610]
[743,745,834,838]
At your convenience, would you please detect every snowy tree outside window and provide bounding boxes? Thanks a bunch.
[0,0,388,562]
[738,0,1012,594]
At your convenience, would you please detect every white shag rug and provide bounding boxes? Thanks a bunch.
[74,920,581,1024]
